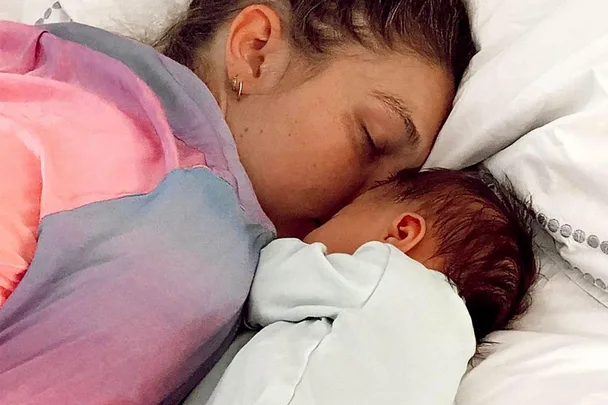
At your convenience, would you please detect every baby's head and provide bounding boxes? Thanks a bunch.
[305,169,538,341]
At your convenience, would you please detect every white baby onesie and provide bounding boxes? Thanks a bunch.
[208,240,476,405]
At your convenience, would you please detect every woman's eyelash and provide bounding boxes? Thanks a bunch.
[361,125,384,156]
[362,126,377,149]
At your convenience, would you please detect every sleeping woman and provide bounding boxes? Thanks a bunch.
[0,0,476,403]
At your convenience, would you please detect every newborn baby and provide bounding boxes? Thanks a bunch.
[208,169,538,405]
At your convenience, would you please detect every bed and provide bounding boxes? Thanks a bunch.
[5,1,608,404]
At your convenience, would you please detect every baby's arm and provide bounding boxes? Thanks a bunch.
[209,240,475,405]
[248,238,388,327]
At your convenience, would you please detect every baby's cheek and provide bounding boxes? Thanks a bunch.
[302,227,322,245]
[302,221,341,250]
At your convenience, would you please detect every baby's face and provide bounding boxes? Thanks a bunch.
[304,190,407,255]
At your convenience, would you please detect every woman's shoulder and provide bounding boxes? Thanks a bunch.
[44,22,271,227]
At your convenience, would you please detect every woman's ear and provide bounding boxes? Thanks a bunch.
[383,212,427,253]
[225,5,290,96]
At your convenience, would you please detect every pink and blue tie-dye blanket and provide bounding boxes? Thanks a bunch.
[0,21,274,404]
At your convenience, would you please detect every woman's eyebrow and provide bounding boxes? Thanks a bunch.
[372,91,422,147]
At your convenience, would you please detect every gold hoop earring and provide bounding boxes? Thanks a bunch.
[231,75,244,101]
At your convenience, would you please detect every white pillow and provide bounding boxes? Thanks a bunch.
[426,0,608,168]
[425,0,608,285]
[0,0,23,21]
[60,0,190,41]
[10,1,73,24]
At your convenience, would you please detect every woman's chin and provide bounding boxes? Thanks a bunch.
[274,218,320,239]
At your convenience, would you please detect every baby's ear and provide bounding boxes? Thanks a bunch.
[384,213,426,253]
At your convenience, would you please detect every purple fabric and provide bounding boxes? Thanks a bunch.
[0,22,275,404]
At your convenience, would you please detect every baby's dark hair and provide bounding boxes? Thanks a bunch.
[384,169,538,342]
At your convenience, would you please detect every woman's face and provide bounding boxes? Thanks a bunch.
[227,52,454,237]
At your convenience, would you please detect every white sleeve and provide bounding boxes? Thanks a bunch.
[210,241,476,405]
[247,238,388,327]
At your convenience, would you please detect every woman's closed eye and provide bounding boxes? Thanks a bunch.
[361,124,386,159]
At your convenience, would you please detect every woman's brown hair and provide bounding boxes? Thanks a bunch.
[155,0,476,85]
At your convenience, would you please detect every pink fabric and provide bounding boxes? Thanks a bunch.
[0,23,206,304]
[0,119,41,304]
